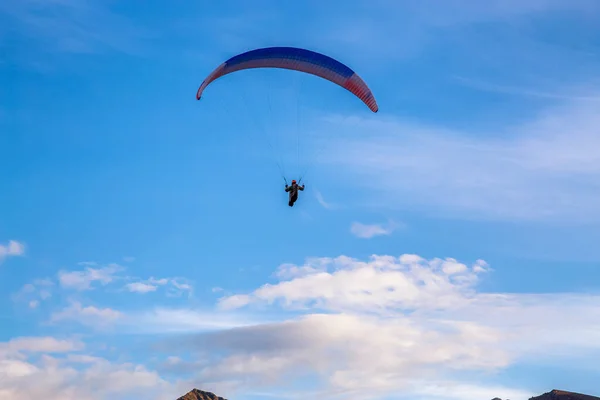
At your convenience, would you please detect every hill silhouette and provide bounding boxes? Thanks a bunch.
[177,388,599,400]
[528,390,600,400]
[177,388,227,400]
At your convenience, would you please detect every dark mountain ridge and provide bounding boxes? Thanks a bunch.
[528,390,600,400]
[177,388,599,400]
[177,388,227,400]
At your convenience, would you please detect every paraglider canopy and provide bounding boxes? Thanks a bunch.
[196,46,378,113]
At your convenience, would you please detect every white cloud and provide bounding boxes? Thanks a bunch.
[0,338,178,400]
[50,301,123,327]
[0,337,83,355]
[123,277,193,297]
[317,97,600,222]
[204,253,600,397]
[218,295,252,311]
[0,359,39,379]
[273,259,330,280]
[125,282,158,293]
[58,263,122,291]
[219,255,489,313]
[472,259,489,273]
[3,249,596,399]
[149,277,169,285]
[66,354,105,364]
[177,313,521,397]
[349,220,400,239]
[0,240,25,263]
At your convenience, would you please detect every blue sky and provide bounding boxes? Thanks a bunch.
[2,0,600,399]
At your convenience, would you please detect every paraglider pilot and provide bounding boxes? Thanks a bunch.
[285,180,305,207]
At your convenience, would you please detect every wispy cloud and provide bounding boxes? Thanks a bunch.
[453,75,600,101]
[386,0,599,25]
[349,220,400,239]
[314,189,335,210]
[0,240,25,263]
[58,263,122,291]
[50,301,123,328]
[124,277,193,297]
[168,279,194,298]
[314,0,600,64]
[196,12,282,53]
[12,279,53,308]
[316,96,600,222]
[45,302,258,334]
[0,0,153,70]
[124,308,263,334]
[16,261,195,322]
